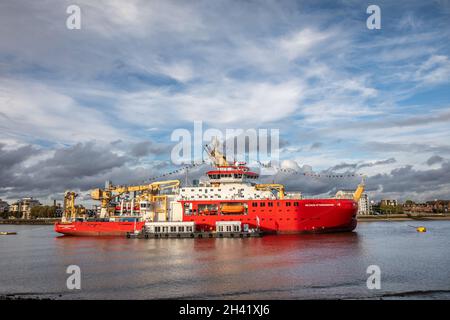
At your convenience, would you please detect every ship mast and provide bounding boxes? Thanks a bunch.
[204,137,229,167]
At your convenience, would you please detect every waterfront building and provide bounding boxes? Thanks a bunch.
[9,197,42,219]
[380,199,398,207]
[0,198,9,214]
[403,200,450,214]
[358,193,371,215]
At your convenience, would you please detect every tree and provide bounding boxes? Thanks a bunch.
[30,206,57,218]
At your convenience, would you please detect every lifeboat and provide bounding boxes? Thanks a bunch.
[221,204,245,214]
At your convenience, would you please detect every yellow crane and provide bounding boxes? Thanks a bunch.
[90,180,180,216]
[63,191,85,222]
[255,184,285,199]
[353,177,366,202]
[205,137,229,167]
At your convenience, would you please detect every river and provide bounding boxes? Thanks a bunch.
[1,221,450,299]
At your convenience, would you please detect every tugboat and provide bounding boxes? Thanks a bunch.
[55,142,363,236]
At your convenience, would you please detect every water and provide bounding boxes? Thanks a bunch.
[1,221,450,299]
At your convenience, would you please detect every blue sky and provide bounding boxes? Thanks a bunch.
[1,0,450,203]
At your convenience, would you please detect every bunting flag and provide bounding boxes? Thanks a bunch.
[143,160,364,183]
[145,160,208,182]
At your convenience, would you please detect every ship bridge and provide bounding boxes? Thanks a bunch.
[178,162,279,201]
[206,162,259,184]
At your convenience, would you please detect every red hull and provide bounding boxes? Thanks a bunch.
[55,199,357,236]
[182,198,358,234]
[54,221,145,236]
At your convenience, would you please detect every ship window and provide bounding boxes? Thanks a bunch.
[187,226,193,232]
[252,202,257,207]
[268,202,273,207]
[170,226,176,232]
[294,202,299,206]
[286,202,291,207]
[179,226,184,232]
[218,189,221,191]
[260,202,265,207]
[155,226,161,232]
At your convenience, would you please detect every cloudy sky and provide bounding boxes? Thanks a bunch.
[1,0,450,204]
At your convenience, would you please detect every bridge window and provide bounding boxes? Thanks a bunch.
[260,202,265,207]
[252,202,257,207]
[268,202,273,207]
[294,202,299,206]
[286,202,291,207]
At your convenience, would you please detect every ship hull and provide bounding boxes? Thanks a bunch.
[54,221,145,236]
[54,199,357,236]
[182,199,358,234]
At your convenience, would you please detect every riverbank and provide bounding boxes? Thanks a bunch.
[357,214,450,221]
[0,219,59,225]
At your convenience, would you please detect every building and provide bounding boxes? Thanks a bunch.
[403,200,449,214]
[335,190,371,215]
[357,193,371,215]
[0,199,9,214]
[380,199,398,207]
[9,197,42,219]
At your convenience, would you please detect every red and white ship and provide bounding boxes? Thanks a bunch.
[55,143,363,236]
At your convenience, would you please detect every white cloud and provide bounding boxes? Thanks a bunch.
[0,78,126,144]
[415,55,450,84]
[114,79,304,126]
[278,28,334,61]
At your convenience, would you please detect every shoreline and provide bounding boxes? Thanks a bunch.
[0,219,59,225]
[357,214,450,221]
